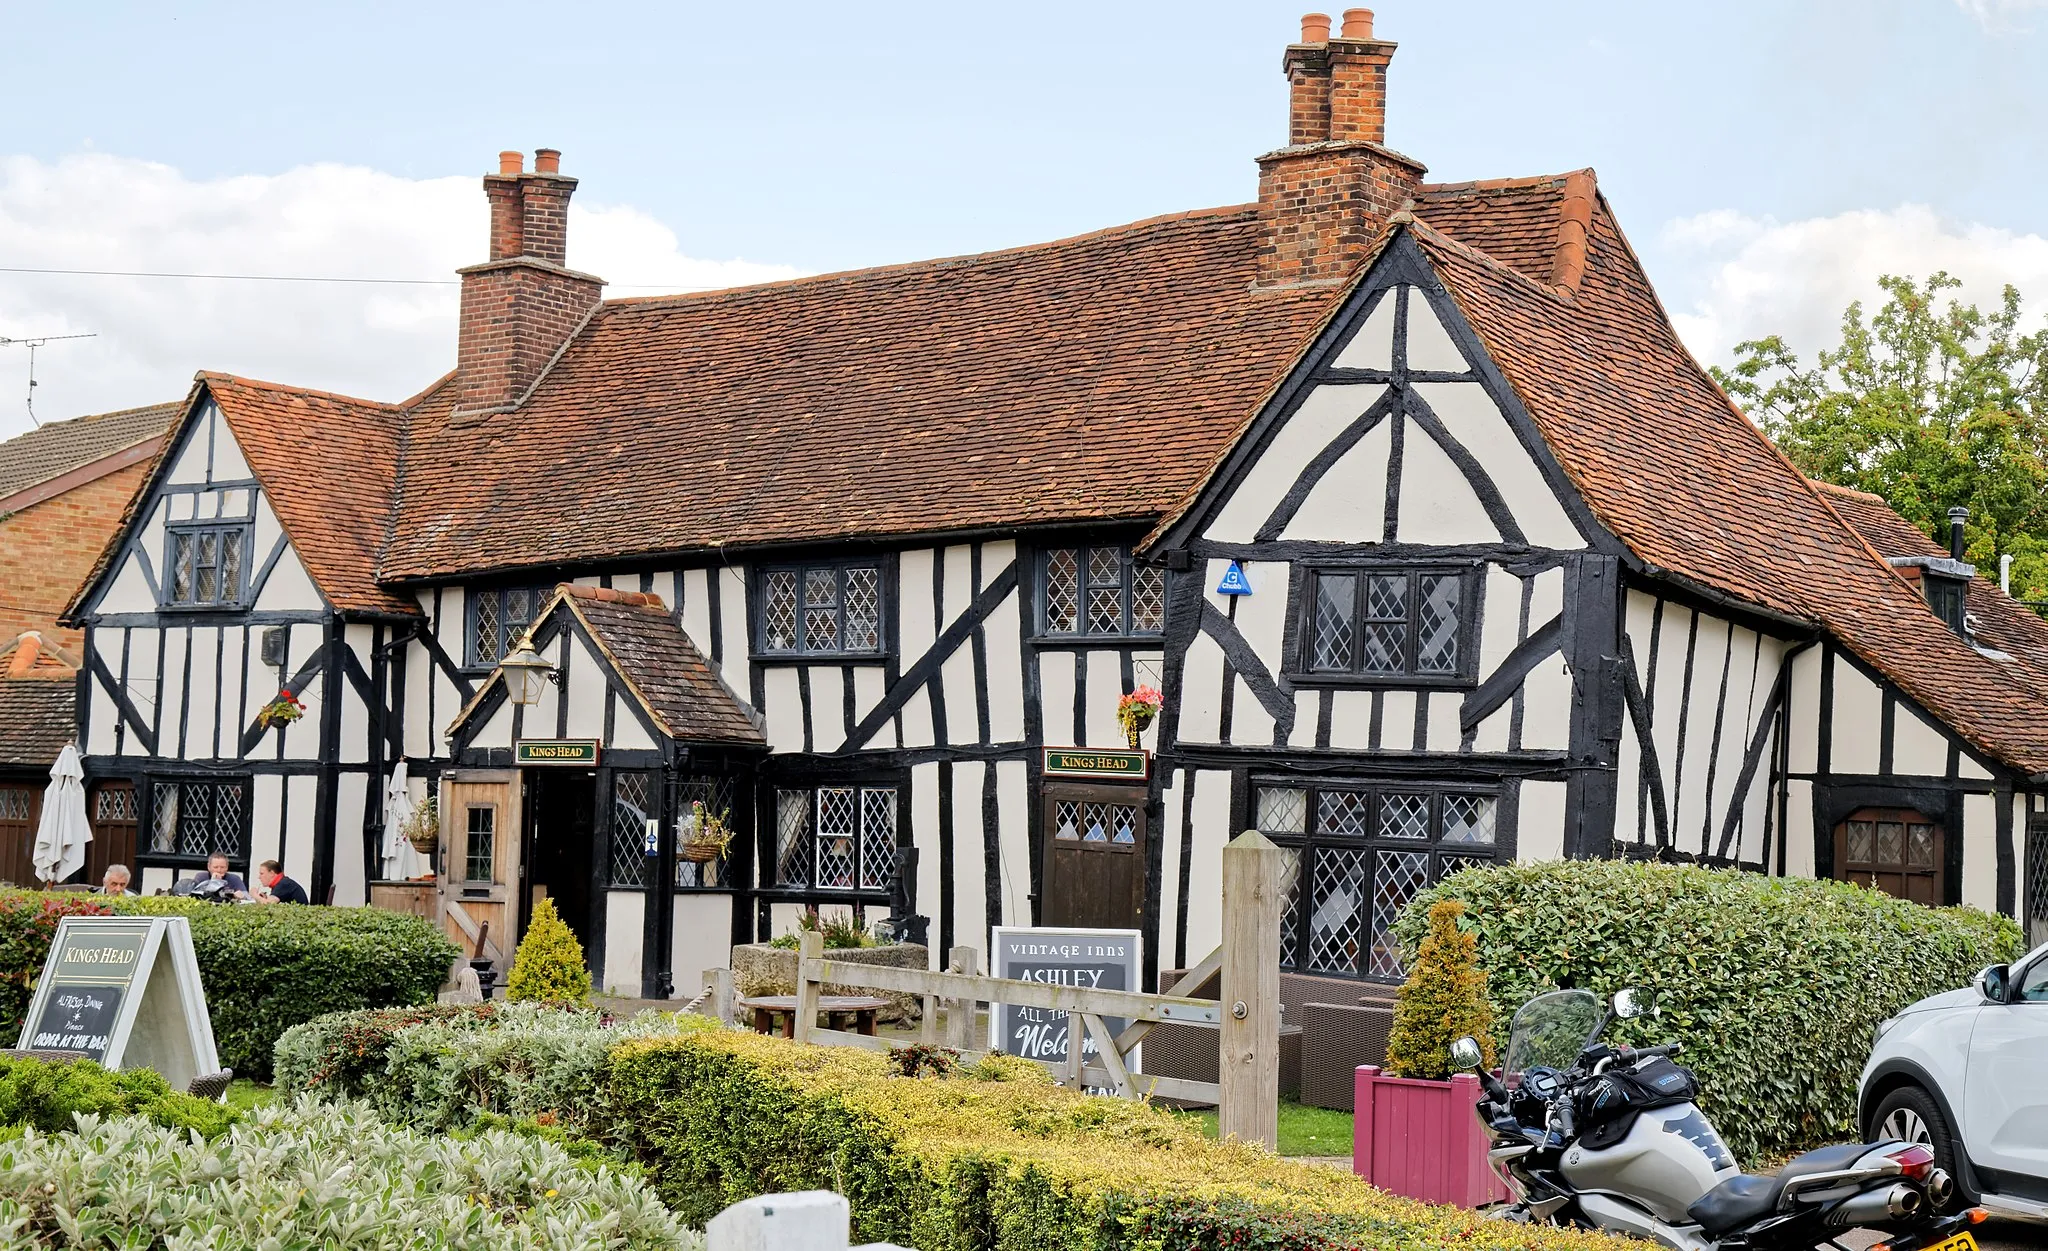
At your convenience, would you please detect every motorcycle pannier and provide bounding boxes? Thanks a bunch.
[1576,1058,1702,1149]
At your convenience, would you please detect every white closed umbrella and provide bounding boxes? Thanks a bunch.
[32,744,90,884]
[381,760,427,880]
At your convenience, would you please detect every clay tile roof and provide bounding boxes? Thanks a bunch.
[0,679,73,766]
[0,401,178,501]
[0,632,78,681]
[380,207,1337,580]
[1406,194,2048,774]
[557,585,763,745]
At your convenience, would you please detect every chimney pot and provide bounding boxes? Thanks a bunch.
[533,148,562,175]
[1300,12,1331,43]
[498,150,524,176]
[1339,7,1373,38]
[1948,506,1970,560]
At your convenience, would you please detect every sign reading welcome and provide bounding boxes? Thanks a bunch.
[989,926,1143,1076]
[515,739,600,765]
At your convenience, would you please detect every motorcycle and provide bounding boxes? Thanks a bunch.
[1449,987,1990,1251]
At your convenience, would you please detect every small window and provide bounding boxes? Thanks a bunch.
[608,771,657,888]
[464,806,496,883]
[1924,574,1968,638]
[467,586,550,668]
[163,524,248,608]
[1040,545,1166,637]
[772,785,898,890]
[1296,567,1475,683]
[149,778,248,860]
[757,563,884,657]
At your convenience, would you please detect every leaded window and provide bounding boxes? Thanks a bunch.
[95,788,136,822]
[163,524,248,608]
[0,789,30,821]
[758,563,884,657]
[608,771,658,888]
[464,805,496,883]
[1297,567,1476,682]
[677,775,739,888]
[149,778,247,860]
[772,785,898,891]
[1040,546,1166,637]
[1256,783,1496,980]
[467,585,549,668]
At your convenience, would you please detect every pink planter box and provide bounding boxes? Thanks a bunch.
[1352,1065,1512,1207]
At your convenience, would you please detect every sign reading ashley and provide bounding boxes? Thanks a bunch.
[17,916,220,1090]
[989,926,1142,1070]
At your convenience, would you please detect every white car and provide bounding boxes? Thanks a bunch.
[1859,941,2048,1223]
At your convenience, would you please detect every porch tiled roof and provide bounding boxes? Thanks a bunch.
[557,586,764,746]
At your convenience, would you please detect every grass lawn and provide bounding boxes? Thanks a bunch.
[224,1079,275,1113]
[1172,1098,1354,1157]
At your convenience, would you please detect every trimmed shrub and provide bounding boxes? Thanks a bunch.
[0,890,459,1081]
[274,1001,720,1134]
[1394,860,2025,1163]
[0,1097,696,1249]
[1384,897,1496,1080]
[0,1054,237,1139]
[604,1029,1624,1251]
[508,898,591,1004]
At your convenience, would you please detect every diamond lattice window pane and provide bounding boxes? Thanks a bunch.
[1081,803,1110,842]
[96,788,135,822]
[1908,825,1937,868]
[1055,800,1080,840]
[1311,574,1355,671]
[1360,623,1403,672]
[1317,790,1370,836]
[1046,550,1080,633]
[1257,787,1307,835]
[1416,575,1462,673]
[1110,805,1137,845]
[1876,822,1905,865]
[1380,793,1429,839]
[859,788,898,889]
[817,787,856,888]
[805,603,841,651]
[675,775,738,887]
[1847,821,1874,863]
[844,567,881,651]
[1307,846,1369,974]
[1087,588,1121,635]
[506,587,532,631]
[608,772,652,887]
[220,532,242,600]
[775,789,810,885]
[1089,547,1123,588]
[152,785,179,853]
[1131,565,1166,633]
[1369,850,1431,977]
[0,790,27,821]
[1439,853,1487,879]
[171,534,193,602]
[1277,844,1303,965]
[473,592,501,664]
[763,572,799,651]
[1441,795,1496,845]
[1366,574,1407,620]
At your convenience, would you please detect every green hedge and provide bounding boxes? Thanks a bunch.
[0,890,459,1080]
[604,1030,1624,1251]
[0,1054,237,1139]
[1394,861,2024,1164]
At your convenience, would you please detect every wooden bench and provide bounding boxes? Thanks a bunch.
[738,993,891,1039]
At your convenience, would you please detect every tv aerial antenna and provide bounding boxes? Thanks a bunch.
[0,332,97,427]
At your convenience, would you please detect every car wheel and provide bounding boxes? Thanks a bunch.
[1871,1085,1969,1205]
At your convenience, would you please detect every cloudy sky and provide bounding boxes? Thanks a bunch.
[1,0,2044,439]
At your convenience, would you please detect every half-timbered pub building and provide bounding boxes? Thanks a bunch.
[58,11,2048,996]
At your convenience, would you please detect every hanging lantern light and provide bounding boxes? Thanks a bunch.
[497,637,556,706]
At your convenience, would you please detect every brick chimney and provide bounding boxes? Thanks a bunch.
[454,149,605,417]
[1257,10,1427,287]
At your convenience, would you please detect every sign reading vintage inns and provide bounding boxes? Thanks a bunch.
[989,926,1143,1072]
[1041,748,1148,781]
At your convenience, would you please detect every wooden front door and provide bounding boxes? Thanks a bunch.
[438,772,522,972]
[0,783,38,888]
[1834,807,1945,905]
[85,783,138,887]
[1040,782,1146,930]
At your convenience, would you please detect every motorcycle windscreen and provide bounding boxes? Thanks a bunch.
[1506,989,1603,1075]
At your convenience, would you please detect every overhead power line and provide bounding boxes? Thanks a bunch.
[0,264,725,291]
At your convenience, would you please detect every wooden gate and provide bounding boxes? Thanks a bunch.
[1040,782,1146,929]
[0,783,38,887]
[1833,806,1945,905]
[438,771,522,971]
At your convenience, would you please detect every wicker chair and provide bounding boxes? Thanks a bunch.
[1297,1000,1396,1111]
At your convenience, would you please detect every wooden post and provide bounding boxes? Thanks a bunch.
[794,931,823,1045]
[1065,1011,1086,1087]
[1218,829,1286,1149]
[703,967,734,1026]
[944,945,978,1050]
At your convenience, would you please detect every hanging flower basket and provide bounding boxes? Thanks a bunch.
[1117,685,1163,749]
[255,688,306,730]
[401,794,440,857]
[680,801,733,863]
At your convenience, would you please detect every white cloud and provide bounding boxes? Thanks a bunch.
[1952,0,2048,31]
[1661,204,2048,372]
[0,154,804,440]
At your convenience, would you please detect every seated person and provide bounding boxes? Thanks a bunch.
[96,863,136,896]
[254,860,309,905]
[180,852,248,901]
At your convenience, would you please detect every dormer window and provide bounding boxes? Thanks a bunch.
[1923,572,1968,638]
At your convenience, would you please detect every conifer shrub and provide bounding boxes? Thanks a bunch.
[507,898,592,1005]
[1394,860,2024,1163]
[1384,897,1497,1080]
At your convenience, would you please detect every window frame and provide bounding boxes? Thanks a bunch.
[462,803,498,885]
[464,584,553,671]
[1034,543,1168,642]
[1288,563,1482,688]
[1253,779,1501,982]
[767,782,901,894]
[752,559,890,661]
[142,774,252,866]
[160,521,253,610]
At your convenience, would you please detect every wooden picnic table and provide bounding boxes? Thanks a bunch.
[738,993,891,1038]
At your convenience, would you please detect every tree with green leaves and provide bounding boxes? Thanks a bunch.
[1712,273,2048,598]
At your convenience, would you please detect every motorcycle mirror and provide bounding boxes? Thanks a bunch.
[1448,1036,1484,1071]
[1612,988,1651,1019]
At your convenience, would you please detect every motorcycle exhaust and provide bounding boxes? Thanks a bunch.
[1826,1184,1922,1227]
[1927,1170,1954,1209]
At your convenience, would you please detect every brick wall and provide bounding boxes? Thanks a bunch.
[0,460,147,651]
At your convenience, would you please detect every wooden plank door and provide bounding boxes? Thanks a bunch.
[1040,782,1146,930]
[0,783,38,888]
[438,772,521,970]
[85,783,138,887]
[1834,806,1945,905]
